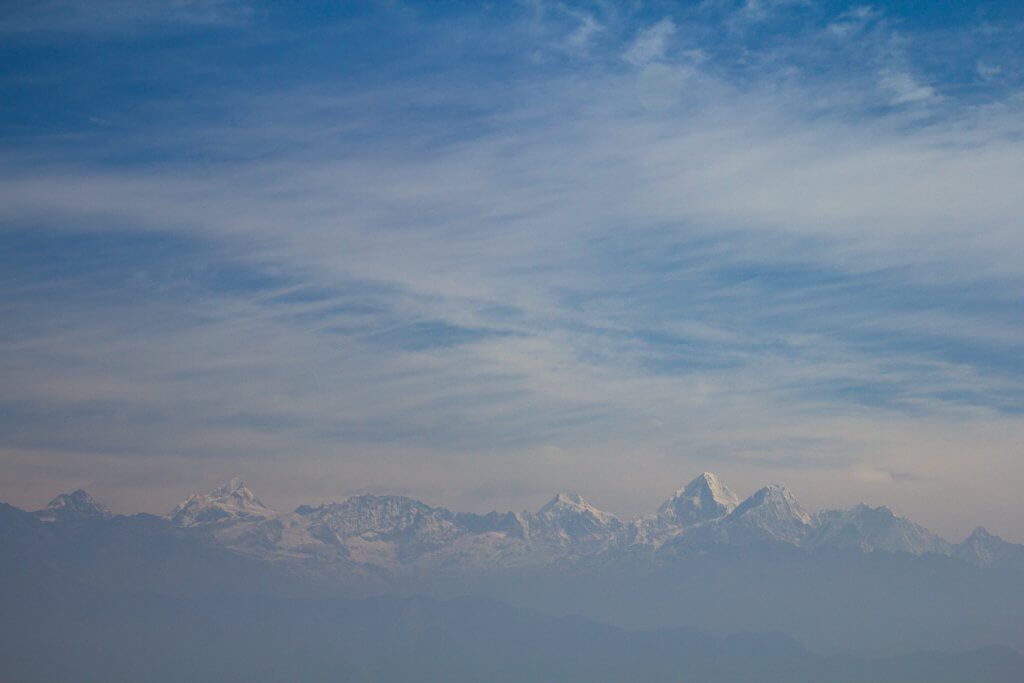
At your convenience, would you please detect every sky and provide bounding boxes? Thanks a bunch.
[1,0,1023,542]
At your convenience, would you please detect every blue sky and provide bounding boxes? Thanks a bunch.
[2,0,1024,539]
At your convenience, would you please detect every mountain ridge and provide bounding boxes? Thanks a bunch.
[9,473,1024,658]
[26,472,1024,574]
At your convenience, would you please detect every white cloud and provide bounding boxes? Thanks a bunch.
[879,70,940,105]
[3,2,1024,540]
[566,12,603,49]
[622,17,675,65]
[976,61,1001,81]
[825,5,879,38]
[734,0,811,25]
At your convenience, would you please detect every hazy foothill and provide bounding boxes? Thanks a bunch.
[3,473,1024,679]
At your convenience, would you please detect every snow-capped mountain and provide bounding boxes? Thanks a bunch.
[291,491,624,568]
[170,477,271,526]
[294,495,541,570]
[297,495,473,566]
[727,484,814,542]
[35,489,112,522]
[954,526,1024,570]
[807,504,951,555]
[7,475,1024,665]
[658,483,813,555]
[89,472,1019,574]
[631,472,740,546]
[528,492,624,554]
[659,472,741,526]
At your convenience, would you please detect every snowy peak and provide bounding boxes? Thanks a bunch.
[688,472,737,504]
[658,472,740,526]
[36,489,112,522]
[963,526,1000,546]
[954,526,1024,570]
[13,472,1023,574]
[720,484,813,545]
[211,477,265,507]
[732,484,811,523]
[550,492,586,506]
[537,492,620,527]
[808,504,950,555]
[532,492,622,550]
[955,527,1001,566]
[170,478,271,527]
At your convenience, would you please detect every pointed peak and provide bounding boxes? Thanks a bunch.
[656,472,739,526]
[213,477,246,496]
[965,526,1000,542]
[681,472,716,490]
[752,483,789,499]
[38,489,111,522]
[208,477,264,506]
[678,472,737,500]
[170,477,270,526]
[536,491,619,525]
[741,484,799,507]
[732,484,811,525]
[539,492,589,512]
[695,471,721,485]
[555,492,585,505]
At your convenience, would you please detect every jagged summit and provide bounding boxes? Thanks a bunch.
[210,477,265,506]
[170,477,271,527]
[550,492,586,506]
[537,492,619,525]
[539,492,587,512]
[721,484,813,545]
[15,472,1024,574]
[808,503,950,555]
[36,489,112,522]
[531,491,622,551]
[658,472,740,525]
[965,526,998,542]
[732,484,811,521]
[954,525,1024,569]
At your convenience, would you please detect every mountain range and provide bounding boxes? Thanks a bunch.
[5,472,1024,663]
[29,472,1021,574]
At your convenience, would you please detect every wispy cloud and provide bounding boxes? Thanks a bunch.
[1,1,1024,539]
[622,17,675,65]
[879,70,940,105]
